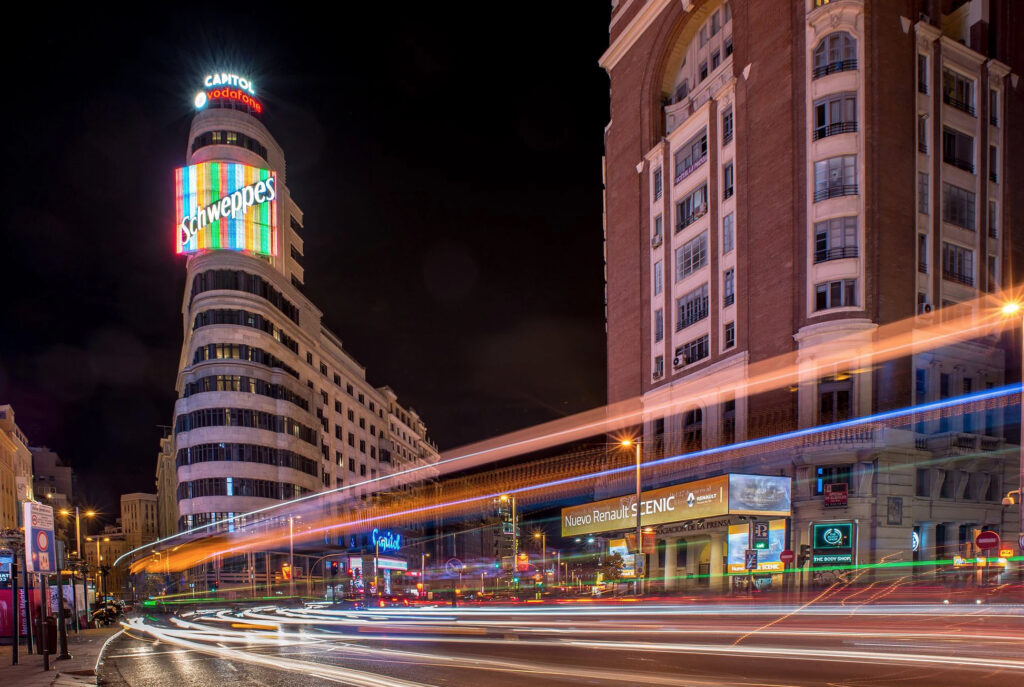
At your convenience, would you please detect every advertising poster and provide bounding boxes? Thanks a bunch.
[727,519,786,573]
[727,475,792,516]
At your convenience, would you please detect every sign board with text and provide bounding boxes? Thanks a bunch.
[23,501,56,573]
[561,474,791,537]
[811,522,854,565]
[727,519,786,573]
[824,482,848,507]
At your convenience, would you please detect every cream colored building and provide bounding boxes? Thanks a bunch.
[0,405,32,529]
[155,434,178,539]
[121,492,159,550]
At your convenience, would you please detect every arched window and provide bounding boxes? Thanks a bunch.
[812,32,857,78]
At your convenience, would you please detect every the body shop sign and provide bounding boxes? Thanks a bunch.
[175,162,278,256]
[561,474,791,537]
[811,522,854,565]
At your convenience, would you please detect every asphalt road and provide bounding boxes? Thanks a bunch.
[98,602,1024,686]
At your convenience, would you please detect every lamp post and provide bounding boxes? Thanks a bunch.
[533,531,546,582]
[421,552,430,595]
[1001,302,1024,544]
[288,516,295,598]
[621,439,643,595]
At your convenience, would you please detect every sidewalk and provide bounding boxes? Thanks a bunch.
[0,626,122,687]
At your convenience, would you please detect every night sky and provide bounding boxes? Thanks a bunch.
[0,6,611,519]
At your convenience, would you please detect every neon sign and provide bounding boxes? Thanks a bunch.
[371,528,402,554]
[195,72,262,114]
[174,162,278,256]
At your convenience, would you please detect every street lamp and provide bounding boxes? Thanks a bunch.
[1001,302,1024,545]
[421,552,430,595]
[533,531,547,582]
[621,439,643,595]
[500,494,517,572]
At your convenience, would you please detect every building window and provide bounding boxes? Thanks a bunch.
[653,215,663,246]
[918,233,928,274]
[722,162,734,199]
[711,50,720,70]
[813,156,857,202]
[814,465,851,495]
[724,36,733,57]
[359,439,366,453]
[813,216,857,262]
[815,279,857,310]
[989,145,998,183]
[917,54,928,94]
[347,432,355,447]
[917,114,928,154]
[942,127,974,173]
[699,25,708,47]
[813,92,857,140]
[675,232,708,281]
[674,129,708,184]
[654,309,664,343]
[942,242,974,286]
[724,321,735,349]
[653,355,664,379]
[988,201,997,239]
[653,167,663,201]
[989,89,999,126]
[359,464,366,477]
[710,9,720,35]
[676,184,708,231]
[699,61,708,82]
[723,269,735,307]
[942,183,976,231]
[987,255,997,293]
[942,68,975,116]
[918,172,929,214]
[722,212,734,254]
[819,374,853,424]
[812,32,856,79]
[683,408,702,452]
[721,107,734,145]
[653,260,663,296]
[676,334,709,366]
[676,283,709,331]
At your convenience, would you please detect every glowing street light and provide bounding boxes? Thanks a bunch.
[621,438,643,595]
[1000,301,1024,542]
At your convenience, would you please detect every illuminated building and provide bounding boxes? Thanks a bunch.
[0,405,32,529]
[600,1,1022,589]
[30,446,73,509]
[121,492,158,551]
[154,432,178,539]
[172,72,440,543]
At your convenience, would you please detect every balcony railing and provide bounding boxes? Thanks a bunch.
[990,172,998,183]
[812,121,858,141]
[989,225,997,239]
[814,245,858,263]
[674,154,707,185]
[943,270,974,287]
[918,141,928,154]
[918,80,928,94]
[723,293,735,307]
[722,130,733,145]
[812,59,857,79]
[814,184,858,202]
[990,115,998,127]
[723,187,734,200]
[676,205,707,231]
[943,94,976,116]
[918,261,928,273]
[943,155,974,173]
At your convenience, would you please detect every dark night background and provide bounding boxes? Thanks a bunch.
[0,5,611,520]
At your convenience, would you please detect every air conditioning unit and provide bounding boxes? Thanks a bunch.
[673,356,684,367]
[652,234,663,248]
[918,302,933,315]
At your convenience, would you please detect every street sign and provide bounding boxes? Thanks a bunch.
[975,531,1000,550]
[779,549,795,564]
[998,547,1014,558]
[744,549,758,570]
[23,501,56,573]
[445,558,464,575]
[751,522,769,550]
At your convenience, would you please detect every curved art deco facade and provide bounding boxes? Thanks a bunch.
[174,101,439,533]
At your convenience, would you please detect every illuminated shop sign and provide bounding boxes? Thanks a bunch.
[194,72,263,114]
[811,522,854,565]
[560,474,792,537]
[371,528,402,554]
[727,519,786,574]
[174,162,278,255]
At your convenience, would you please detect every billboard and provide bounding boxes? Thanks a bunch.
[728,519,786,573]
[561,474,792,537]
[175,162,278,256]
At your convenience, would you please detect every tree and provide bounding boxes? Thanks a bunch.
[597,553,625,582]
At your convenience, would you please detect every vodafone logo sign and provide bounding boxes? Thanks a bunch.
[975,531,1000,550]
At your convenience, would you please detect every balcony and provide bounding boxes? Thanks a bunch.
[990,114,998,127]
[723,293,735,307]
[812,121,857,141]
[918,80,928,95]
[943,155,974,173]
[674,154,707,185]
[943,94,976,117]
[814,184,858,202]
[918,141,928,154]
[814,246,858,263]
[722,129,733,145]
[676,204,707,231]
[943,270,974,287]
[723,187,734,200]
[990,172,998,183]
[918,261,927,274]
[812,59,857,79]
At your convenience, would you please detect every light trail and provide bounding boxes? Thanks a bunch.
[117,290,1022,567]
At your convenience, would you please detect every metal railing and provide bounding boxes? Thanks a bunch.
[812,121,857,141]
[943,270,974,287]
[723,187,734,200]
[812,59,857,79]
[943,155,974,173]
[813,184,858,202]
[943,94,976,116]
[722,130,733,145]
[918,261,928,274]
[723,293,735,307]
[918,80,928,94]
[814,245,858,263]
[676,205,707,231]
[990,172,998,183]
[918,141,928,154]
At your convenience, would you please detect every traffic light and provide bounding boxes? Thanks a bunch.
[798,544,811,567]
[330,560,340,576]
[210,582,218,592]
